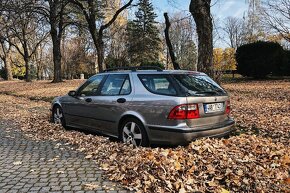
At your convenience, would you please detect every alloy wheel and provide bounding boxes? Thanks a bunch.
[53,107,63,125]
[122,122,142,146]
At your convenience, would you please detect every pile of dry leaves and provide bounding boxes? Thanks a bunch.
[0,79,289,192]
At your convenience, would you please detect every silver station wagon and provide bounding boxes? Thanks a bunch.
[51,67,235,146]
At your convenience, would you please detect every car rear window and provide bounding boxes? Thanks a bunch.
[138,74,177,96]
[172,74,226,96]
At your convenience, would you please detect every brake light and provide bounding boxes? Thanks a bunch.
[225,100,231,115]
[168,104,200,119]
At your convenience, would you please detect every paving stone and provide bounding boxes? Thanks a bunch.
[0,120,130,193]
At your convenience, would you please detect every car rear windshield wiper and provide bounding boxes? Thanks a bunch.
[195,91,224,95]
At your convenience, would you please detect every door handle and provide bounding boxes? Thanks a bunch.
[85,98,92,103]
[117,98,126,103]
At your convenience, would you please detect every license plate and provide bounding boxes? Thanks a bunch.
[204,103,224,113]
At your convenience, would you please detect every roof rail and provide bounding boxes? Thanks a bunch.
[103,66,163,72]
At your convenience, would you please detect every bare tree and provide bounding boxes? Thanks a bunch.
[164,13,180,70]
[223,17,244,49]
[1,0,70,82]
[0,3,49,82]
[23,0,71,82]
[261,0,290,42]
[70,0,133,72]
[167,12,197,70]
[0,6,14,80]
[189,0,214,78]
[0,22,13,80]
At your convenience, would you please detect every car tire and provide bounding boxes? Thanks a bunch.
[120,118,149,147]
[52,105,67,128]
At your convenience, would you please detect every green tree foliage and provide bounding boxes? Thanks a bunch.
[236,41,286,78]
[105,55,128,69]
[139,61,164,69]
[126,0,161,65]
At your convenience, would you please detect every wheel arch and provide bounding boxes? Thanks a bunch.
[52,103,62,110]
[117,112,149,139]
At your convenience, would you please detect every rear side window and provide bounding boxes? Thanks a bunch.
[172,74,226,96]
[138,74,177,96]
[100,74,131,96]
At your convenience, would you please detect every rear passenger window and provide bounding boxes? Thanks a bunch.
[100,74,131,96]
[138,74,177,96]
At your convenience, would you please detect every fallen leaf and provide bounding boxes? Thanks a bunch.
[85,154,93,159]
[220,188,230,193]
[13,161,22,165]
[83,183,99,190]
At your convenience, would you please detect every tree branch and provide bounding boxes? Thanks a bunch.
[99,0,133,35]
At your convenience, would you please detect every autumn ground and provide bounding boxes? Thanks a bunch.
[0,79,289,192]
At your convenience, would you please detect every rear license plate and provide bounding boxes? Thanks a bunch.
[204,103,224,113]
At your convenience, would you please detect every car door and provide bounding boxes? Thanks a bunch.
[87,74,133,136]
[62,74,106,128]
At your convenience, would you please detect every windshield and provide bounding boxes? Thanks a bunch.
[172,74,226,96]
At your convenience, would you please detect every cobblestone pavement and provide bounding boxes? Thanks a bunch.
[0,120,130,193]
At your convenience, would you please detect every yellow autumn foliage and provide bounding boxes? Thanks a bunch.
[213,48,237,71]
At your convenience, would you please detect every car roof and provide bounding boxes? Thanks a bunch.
[99,70,206,76]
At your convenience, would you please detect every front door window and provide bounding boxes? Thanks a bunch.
[78,75,105,96]
[100,74,131,96]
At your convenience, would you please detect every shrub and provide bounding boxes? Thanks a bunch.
[280,50,290,76]
[236,41,284,78]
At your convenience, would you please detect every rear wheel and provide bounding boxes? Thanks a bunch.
[121,118,149,147]
[52,106,66,128]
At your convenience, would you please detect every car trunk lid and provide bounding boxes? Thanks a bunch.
[185,95,229,127]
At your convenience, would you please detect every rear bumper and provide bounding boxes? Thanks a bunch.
[147,119,235,145]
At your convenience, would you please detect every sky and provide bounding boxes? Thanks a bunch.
[150,0,249,48]
[152,0,248,20]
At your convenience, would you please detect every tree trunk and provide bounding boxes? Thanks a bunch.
[72,0,133,72]
[24,57,31,82]
[189,0,214,78]
[164,13,180,70]
[96,33,105,72]
[4,50,13,80]
[51,33,62,82]
[51,35,62,82]
[96,43,105,72]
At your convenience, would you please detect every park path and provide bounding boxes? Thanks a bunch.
[0,120,129,193]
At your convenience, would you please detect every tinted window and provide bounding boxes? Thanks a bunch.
[172,74,226,96]
[101,74,131,96]
[78,75,105,96]
[138,74,177,96]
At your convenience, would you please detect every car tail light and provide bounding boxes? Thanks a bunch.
[225,100,231,115]
[168,104,200,120]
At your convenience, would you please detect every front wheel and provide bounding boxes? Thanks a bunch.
[121,118,149,147]
[52,106,66,128]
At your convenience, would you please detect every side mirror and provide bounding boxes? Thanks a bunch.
[68,90,76,97]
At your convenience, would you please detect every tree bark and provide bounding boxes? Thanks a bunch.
[96,38,105,72]
[2,47,13,81]
[49,0,64,83]
[189,0,214,78]
[51,32,62,83]
[22,39,32,82]
[3,58,13,81]
[164,13,180,70]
